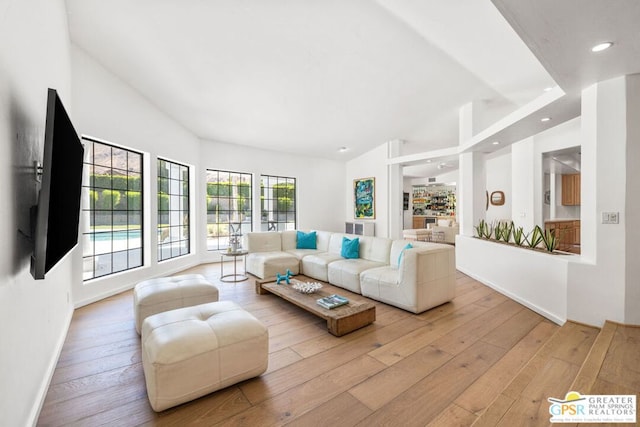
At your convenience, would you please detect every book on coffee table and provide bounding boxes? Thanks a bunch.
[317,294,349,309]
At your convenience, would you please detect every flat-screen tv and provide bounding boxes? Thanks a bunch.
[31,88,84,280]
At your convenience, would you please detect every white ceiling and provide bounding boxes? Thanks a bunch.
[64,0,640,167]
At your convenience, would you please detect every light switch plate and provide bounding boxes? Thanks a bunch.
[602,212,619,224]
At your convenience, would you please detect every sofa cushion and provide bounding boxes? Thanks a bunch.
[357,235,392,263]
[296,231,317,249]
[281,230,297,251]
[341,237,360,259]
[300,252,343,281]
[245,232,282,253]
[246,251,299,279]
[328,259,387,293]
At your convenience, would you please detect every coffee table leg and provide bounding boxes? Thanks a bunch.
[327,307,376,336]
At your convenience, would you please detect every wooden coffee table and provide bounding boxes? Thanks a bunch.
[255,276,376,336]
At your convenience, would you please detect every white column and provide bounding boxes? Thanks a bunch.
[549,172,557,220]
[387,140,403,239]
[458,152,486,236]
[567,75,634,326]
[624,74,640,324]
[458,102,486,236]
[510,138,535,230]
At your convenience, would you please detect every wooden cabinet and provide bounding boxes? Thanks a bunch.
[562,174,581,206]
[413,217,426,229]
[545,220,580,253]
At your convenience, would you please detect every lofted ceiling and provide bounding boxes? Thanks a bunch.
[64,1,640,168]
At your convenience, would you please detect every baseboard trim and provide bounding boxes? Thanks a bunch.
[29,304,73,427]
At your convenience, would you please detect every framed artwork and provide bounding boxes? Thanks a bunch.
[354,177,375,219]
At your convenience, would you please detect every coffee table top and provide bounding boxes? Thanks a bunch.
[259,276,375,322]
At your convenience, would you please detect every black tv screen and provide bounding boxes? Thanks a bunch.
[31,88,84,279]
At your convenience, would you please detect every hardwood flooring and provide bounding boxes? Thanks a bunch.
[37,264,640,426]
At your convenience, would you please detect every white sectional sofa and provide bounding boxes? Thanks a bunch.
[244,230,455,314]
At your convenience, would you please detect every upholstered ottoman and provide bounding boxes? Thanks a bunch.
[141,301,268,412]
[133,274,219,334]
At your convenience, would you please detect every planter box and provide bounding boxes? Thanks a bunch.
[456,235,570,324]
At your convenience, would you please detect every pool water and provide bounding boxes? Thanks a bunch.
[90,229,141,241]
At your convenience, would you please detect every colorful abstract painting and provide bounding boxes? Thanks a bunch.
[354,177,375,219]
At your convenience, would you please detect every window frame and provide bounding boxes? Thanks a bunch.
[206,169,253,251]
[81,136,144,281]
[157,158,190,262]
[260,174,297,231]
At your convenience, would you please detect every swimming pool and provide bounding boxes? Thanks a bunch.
[90,229,141,241]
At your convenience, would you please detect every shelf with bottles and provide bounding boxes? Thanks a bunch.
[412,185,456,216]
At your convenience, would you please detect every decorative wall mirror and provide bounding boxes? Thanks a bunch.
[490,191,505,206]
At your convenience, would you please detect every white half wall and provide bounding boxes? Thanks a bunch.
[457,236,569,325]
[0,1,76,425]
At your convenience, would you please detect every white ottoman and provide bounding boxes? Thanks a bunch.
[141,301,268,412]
[133,274,219,334]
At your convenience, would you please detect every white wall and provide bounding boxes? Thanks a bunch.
[71,45,348,295]
[0,1,76,425]
[566,77,629,326]
[485,148,511,223]
[346,143,388,237]
[433,168,459,185]
[70,46,203,306]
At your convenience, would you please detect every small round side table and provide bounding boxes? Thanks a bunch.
[219,249,249,282]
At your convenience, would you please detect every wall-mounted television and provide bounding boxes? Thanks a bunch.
[30,88,84,280]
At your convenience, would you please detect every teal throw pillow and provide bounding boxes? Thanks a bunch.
[341,237,360,259]
[397,243,413,266]
[296,231,317,249]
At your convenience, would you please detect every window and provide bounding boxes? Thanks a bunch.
[82,137,143,280]
[261,175,296,231]
[158,159,190,261]
[206,170,252,250]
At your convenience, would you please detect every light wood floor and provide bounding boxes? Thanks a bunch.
[37,264,640,426]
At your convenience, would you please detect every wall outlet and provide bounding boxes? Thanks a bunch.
[602,212,619,224]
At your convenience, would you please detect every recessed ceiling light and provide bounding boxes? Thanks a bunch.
[541,117,551,122]
[543,87,553,92]
[492,141,500,145]
[426,159,432,163]
[338,146,348,152]
[591,42,613,52]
